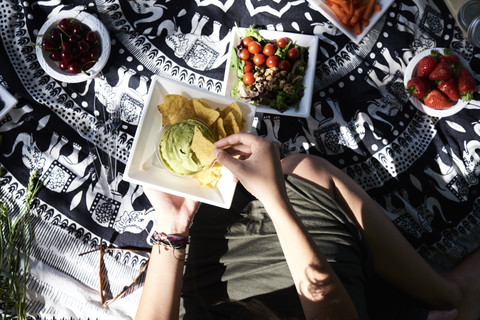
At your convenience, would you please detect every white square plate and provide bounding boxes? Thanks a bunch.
[124,75,256,209]
[0,85,18,119]
[306,0,394,43]
[223,27,318,118]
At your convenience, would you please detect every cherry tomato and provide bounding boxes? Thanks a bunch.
[243,72,255,85]
[287,47,300,61]
[253,53,266,66]
[239,48,250,60]
[243,60,253,72]
[278,59,291,71]
[276,37,288,48]
[263,43,276,56]
[242,36,253,47]
[248,41,262,54]
[266,55,279,68]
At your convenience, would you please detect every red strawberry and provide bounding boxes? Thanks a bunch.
[416,55,439,77]
[429,60,454,81]
[407,77,431,99]
[423,89,453,109]
[437,78,459,101]
[440,48,460,69]
[458,67,476,101]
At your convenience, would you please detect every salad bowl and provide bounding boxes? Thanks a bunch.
[223,27,318,118]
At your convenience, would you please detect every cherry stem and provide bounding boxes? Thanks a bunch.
[70,11,81,24]
[56,25,70,38]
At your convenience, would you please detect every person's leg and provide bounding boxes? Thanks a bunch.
[443,249,480,319]
[280,153,461,311]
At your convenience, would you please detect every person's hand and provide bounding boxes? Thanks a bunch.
[214,132,287,205]
[143,187,199,236]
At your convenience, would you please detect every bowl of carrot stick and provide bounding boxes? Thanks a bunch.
[306,0,394,43]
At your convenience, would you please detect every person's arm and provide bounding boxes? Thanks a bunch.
[135,189,198,320]
[281,153,462,311]
[262,192,358,318]
[214,133,359,320]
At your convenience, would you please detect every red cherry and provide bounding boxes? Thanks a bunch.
[42,38,55,51]
[80,57,94,70]
[58,18,71,32]
[50,28,61,42]
[61,50,74,63]
[77,40,90,54]
[72,23,85,35]
[85,31,98,43]
[88,47,100,60]
[59,59,69,70]
[49,50,62,61]
[68,33,81,45]
[60,41,71,51]
[68,63,81,74]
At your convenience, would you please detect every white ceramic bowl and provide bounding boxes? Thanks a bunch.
[404,47,473,118]
[124,75,256,209]
[35,10,111,83]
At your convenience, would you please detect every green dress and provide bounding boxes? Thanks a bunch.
[179,174,428,319]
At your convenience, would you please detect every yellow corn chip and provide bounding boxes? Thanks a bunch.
[220,101,245,130]
[158,94,194,125]
[196,162,222,187]
[191,126,216,166]
[213,117,227,140]
[223,111,240,136]
[192,98,220,126]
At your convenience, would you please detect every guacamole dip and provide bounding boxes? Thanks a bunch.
[159,119,214,176]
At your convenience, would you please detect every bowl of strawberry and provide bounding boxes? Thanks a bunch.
[35,10,111,83]
[404,48,477,117]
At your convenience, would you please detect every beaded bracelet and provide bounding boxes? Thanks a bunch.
[151,231,189,261]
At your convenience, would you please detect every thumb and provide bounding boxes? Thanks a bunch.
[214,148,239,171]
[213,148,241,183]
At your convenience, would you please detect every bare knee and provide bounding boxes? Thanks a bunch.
[281,154,329,174]
[281,154,333,190]
[281,153,311,174]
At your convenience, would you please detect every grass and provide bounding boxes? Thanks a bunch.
[0,169,42,320]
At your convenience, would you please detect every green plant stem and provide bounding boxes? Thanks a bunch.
[0,169,42,320]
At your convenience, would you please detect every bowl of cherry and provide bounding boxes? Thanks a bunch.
[35,10,111,83]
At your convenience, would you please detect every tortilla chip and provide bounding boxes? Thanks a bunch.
[223,111,240,136]
[196,162,222,187]
[220,102,245,130]
[158,94,194,125]
[213,117,227,140]
[191,126,216,166]
[192,98,220,126]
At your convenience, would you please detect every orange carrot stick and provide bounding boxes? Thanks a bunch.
[349,5,366,25]
[362,18,369,28]
[354,21,362,35]
[330,3,348,23]
[362,0,376,21]
[327,0,345,5]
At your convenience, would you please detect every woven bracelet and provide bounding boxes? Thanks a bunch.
[151,231,189,261]
[152,231,189,245]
